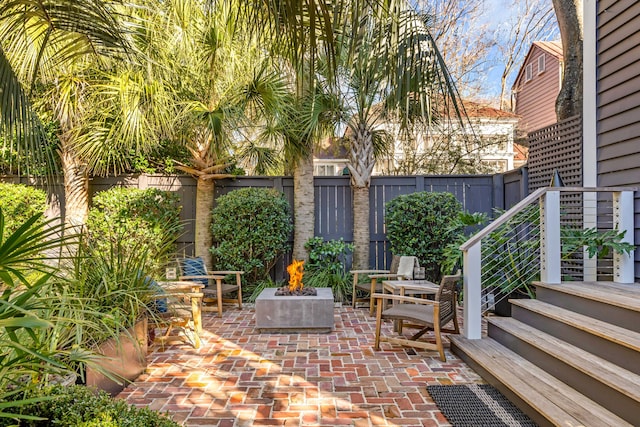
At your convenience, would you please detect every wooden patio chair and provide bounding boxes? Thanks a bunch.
[351,255,419,316]
[373,273,461,361]
[150,280,204,349]
[177,257,243,317]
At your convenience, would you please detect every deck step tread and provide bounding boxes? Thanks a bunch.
[533,281,640,312]
[488,316,640,402]
[510,299,640,352]
[450,336,632,427]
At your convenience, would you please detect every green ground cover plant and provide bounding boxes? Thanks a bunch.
[0,385,179,426]
[304,237,353,303]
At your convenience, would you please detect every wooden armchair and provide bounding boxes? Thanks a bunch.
[373,273,461,361]
[352,255,419,316]
[151,281,204,348]
[177,257,243,317]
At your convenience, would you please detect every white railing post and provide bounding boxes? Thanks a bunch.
[613,191,635,283]
[583,191,598,281]
[540,190,561,284]
[463,242,482,339]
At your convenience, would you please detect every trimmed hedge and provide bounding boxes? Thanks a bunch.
[385,191,464,282]
[0,183,47,234]
[210,187,292,285]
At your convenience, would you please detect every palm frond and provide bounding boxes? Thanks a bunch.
[0,48,51,175]
[0,0,132,176]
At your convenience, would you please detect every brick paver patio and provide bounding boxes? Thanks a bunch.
[118,305,483,426]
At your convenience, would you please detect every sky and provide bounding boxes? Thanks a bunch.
[484,0,560,102]
[415,0,560,106]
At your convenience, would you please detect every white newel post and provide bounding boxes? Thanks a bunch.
[463,242,482,339]
[613,191,635,284]
[583,191,598,281]
[540,191,561,284]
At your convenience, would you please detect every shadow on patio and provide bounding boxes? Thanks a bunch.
[118,306,482,427]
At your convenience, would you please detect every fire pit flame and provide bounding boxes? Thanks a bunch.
[287,259,304,292]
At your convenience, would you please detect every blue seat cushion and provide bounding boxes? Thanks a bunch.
[145,276,167,313]
[180,257,208,287]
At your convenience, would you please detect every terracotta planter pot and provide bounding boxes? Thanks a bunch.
[86,317,148,396]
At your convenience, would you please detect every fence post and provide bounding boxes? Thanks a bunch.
[540,190,561,284]
[613,190,635,283]
[463,242,482,339]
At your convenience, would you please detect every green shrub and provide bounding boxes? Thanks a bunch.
[304,237,353,303]
[0,183,47,234]
[86,187,182,276]
[385,191,464,282]
[1,385,179,426]
[210,188,292,285]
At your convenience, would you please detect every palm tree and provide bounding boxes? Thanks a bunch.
[338,8,469,269]
[232,1,470,265]
[0,0,131,179]
[137,1,295,266]
[0,1,174,229]
[231,1,349,261]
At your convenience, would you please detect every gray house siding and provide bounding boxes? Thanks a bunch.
[597,0,640,278]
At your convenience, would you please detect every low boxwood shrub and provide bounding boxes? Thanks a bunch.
[0,183,47,234]
[86,187,183,276]
[210,187,292,286]
[385,191,464,282]
[0,385,179,426]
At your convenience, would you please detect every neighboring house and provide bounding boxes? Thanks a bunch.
[314,101,521,176]
[513,143,528,169]
[512,40,564,135]
[375,101,521,174]
[313,137,348,176]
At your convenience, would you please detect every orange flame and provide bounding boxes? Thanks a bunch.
[287,259,305,292]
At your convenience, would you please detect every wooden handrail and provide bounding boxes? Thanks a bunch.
[459,186,637,251]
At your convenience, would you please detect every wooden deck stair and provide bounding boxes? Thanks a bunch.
[450,281,640,427]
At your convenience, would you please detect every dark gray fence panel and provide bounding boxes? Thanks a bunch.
[314,176,352,240]
[369,176,420,269]
[503,167,528,209]
[367,175,497,270]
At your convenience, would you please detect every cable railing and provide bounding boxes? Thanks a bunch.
[460,187,637,339]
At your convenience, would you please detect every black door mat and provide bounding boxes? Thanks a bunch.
[426,384,538,427]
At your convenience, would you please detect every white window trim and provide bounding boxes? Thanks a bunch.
[525,64,533,81]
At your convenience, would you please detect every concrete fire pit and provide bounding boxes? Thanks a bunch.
[255,287,334,333]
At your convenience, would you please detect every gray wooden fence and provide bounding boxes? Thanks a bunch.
[3,173,504,278]
[215,175,502,276]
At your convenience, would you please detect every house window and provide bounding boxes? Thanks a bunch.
[525,64,533,81]
[314,164,336,176]
[538,55,545,74]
